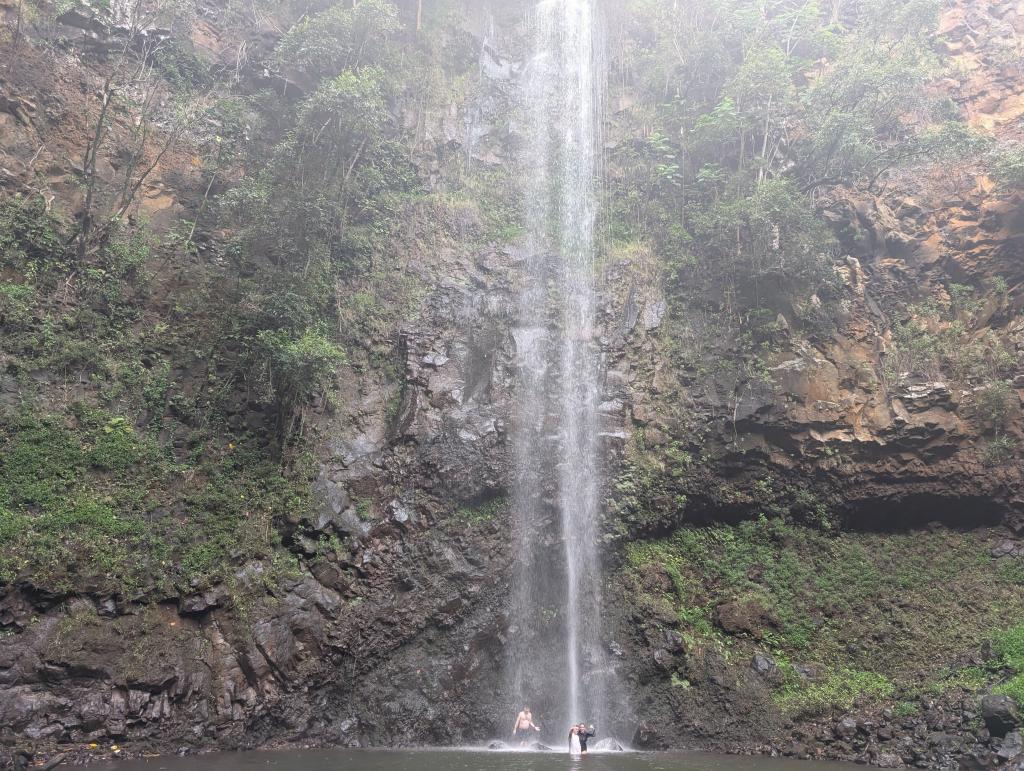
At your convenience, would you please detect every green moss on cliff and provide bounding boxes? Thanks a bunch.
[623,518,1024,717]
[0,405,304,597]
[775,667,895,718]
[993,624,1024,705]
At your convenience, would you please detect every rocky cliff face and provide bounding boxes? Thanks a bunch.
[599,1,1024,765]
[1,0,1023,768]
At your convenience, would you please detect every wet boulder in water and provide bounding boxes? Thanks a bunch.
[592,738,624,751]
[529,741,552,751]
[487,741,507,750]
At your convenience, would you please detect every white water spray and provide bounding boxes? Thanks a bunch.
[509,0,611,741]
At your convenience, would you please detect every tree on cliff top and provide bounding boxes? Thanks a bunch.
[608,0,942,319]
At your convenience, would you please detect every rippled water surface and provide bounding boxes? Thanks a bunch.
[96,748,855,771]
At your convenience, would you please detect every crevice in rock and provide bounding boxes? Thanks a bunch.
[841,493,1006,531]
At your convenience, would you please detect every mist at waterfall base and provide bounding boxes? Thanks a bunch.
[506,0,626,749]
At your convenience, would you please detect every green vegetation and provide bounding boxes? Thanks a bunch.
[606,0,1021,430]
[0,408,162,592]
[990,142,1024,190]
[609,436,692,534]
[250,327,345,444]
[0,0,486,607]
[776,667,895,717]
[276,0,400,79]
[881,291,1016,420]
[217,0,481,440]
[610,457,834,537]
[893,700,920,718]
[455,496,507,524]
[0,188,312,600]
[930,665,990,695]
[879,288,1019,462]
[0,406,304,595]
[993,623,1024,705]
[624,518,1024,716]
[354,497,373,521]
[610,0,941,315]
[975,380,1015,430]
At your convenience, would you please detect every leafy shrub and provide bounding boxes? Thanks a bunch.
[997,559,1024,586]
[990,142,1024,190]
[931,665,990,694]
[997,676,1024,706]
[355,497,373,521]
[994,624,1024,671]
[882,288,1015,389]
[983,436,1017,467]
[250,327,345,443]
[974,380,1015,429]
[153,39,214,93]
[276,0,400,79]
[607,0,941,320]
[0,411,162,592]
[0,282,35,326]
[0,417,85,510]
[0,194,65,276]
[0,494,152,594]
[883,319,941,387]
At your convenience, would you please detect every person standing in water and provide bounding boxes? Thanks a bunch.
[512,707,540,746]
[577,723,596,754]
[569,724,582,756]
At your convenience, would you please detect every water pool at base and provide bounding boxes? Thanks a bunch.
[93,748,856,771]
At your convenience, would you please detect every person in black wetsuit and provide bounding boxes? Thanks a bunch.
[576,723,596,754]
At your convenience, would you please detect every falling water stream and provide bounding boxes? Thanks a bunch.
[509,0,612,743]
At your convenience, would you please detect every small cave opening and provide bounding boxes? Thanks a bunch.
[840,493,1006,532]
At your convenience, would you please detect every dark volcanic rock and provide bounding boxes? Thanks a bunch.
[835,717,858,739]
[982,695,1020,737]
[999,731,1024,761]
[751,653,778,676]
[178,586,227,615]
[714,598,778,639]
[632,722,666,750]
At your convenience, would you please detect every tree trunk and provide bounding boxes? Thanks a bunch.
[8,0,25,73]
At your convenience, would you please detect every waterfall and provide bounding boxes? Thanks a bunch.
[509,0,611,742]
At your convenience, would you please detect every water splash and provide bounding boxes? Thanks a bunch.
[509,0,610,742]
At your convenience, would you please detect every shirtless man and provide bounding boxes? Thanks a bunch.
[512,706,540,746]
